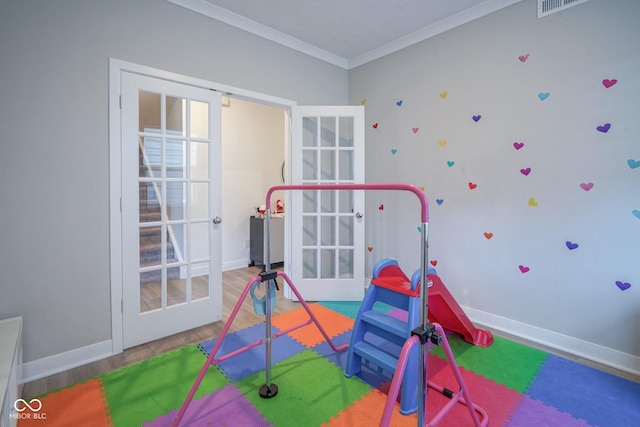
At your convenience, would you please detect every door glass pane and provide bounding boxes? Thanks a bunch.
[303,190,317,213]
[339,216,353,246]
[166,96,186,136]
[166,139,186,178]
[190,222,210,261]
[302,150,317,180]
[140,271,162,312]
[321,249,335,278]
[321,117,336,147]
[140,225,162,267]
[303,216,317,245]
[166,182,185,221]
[303,249,317,278]
[321,190,335,213]
[320,150,335,180]
[139,91,161,133]
[339,249,354,278]
[339,150,354,180]
[191,263,210,299]
[139,182,162,222]
[190,100,209,139]
[339,117,353,147]
[139,136,161,178]
[339,191,353,213]
[303,117,318,147]
[190,141,209,179]
[320,216,335,245]
[167,223,185,262]
[167,269,186,307]
[190,183,209,219]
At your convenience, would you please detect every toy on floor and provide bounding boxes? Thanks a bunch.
[172,183,489,427]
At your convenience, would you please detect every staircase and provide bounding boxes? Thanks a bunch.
[345,258,424,415]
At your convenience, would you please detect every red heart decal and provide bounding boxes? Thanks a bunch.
[484,232,493,239]
[430,260,438,266]
[367,247,373,252]
[372,123,379,129]
[468,182,477,190]
[378,204,384,210]
[602,79,617,88]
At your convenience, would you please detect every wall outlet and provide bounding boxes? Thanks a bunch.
[244,239,250,249]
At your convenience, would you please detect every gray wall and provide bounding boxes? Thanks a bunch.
[350,0,640,366]
[0,0,347,363]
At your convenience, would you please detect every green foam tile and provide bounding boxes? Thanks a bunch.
[430,334,548,392]
[236,349,371,426]
[101,344,230,426]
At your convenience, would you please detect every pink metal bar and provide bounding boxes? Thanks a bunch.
[266,183,429,223]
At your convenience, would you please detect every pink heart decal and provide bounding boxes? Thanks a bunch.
[520,168,531,176]
[580,182,594,191]
[519,54,530,63]
[519,265,530,273]
[513,142,524,150]
[412,127,419,134]
[602,79,617,88]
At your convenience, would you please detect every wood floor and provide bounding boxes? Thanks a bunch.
[22,266,639,398]
[22,266,300,398]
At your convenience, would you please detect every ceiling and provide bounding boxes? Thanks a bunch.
[167,0,522,69]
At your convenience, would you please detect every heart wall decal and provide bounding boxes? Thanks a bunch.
[519,265,530,273]
[519,53,530,62]
[513,142,524,150]
[602,79,617,88]
[566,241,579,250]
[628,159,640,169]
[520,168,531,176]
[580,182,594,191]
[597,123,611,133]
[615,281,631,291]
[396,100,403,107]
[440,91,448,99]
[372,123,378,129]
[483,232,493,239]
[472,115,481,122]
[468,182,478,190]
[412,127,419,134]
[538,92,550,101]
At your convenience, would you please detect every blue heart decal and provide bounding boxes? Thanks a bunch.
[538,92,550,101]
[396,100,403,107]
[633,210,640,219]
[627,159,640,169]
[565,241,579,250]
[436,199,444,205]
[391,148,397,155]
[447,161,455,167]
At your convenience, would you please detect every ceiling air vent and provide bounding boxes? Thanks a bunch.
[538,0,589,18]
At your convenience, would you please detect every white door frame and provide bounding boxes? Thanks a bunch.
[108,58,296,354]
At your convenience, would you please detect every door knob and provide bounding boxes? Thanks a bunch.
[355,212,363,219]
[212,216,222,224]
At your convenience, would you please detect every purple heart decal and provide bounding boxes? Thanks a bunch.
[520,168,531,176]
[602,79,617,88]
[615,281,631,291]
[513,142,524,150]
[472,115,481,122]
[519,265,530,273]
[565,241,579,250]
[580,182,594,191]
[596,123,611,133]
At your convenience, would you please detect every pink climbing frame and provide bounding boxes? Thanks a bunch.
[171,183,488,427]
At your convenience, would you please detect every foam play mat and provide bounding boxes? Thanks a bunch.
[20,303,640,426]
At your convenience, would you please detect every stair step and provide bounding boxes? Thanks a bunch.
[361,310,409,338]
[352,341,398,374]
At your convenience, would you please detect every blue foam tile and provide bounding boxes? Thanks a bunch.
[526,354,640,427]
[312,329,352,370]
[199,323,306,382]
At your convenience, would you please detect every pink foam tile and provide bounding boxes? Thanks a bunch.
[143,384,270,427]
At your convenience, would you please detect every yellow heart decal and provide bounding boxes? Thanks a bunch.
[438,140,447,147]
[440,91,448,99]
[528,197,538,207]
[360,98,366,105]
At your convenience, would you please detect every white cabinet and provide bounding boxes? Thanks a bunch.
[0,317,22,427]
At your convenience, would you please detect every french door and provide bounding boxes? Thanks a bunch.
[120,72,222,348]
[288,106,365,301]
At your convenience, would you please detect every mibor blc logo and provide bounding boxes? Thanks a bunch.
[11,398,47,420]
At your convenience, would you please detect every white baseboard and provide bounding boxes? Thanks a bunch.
[21,340,113,384]
[462,305,640,377]
[223,259,252,271]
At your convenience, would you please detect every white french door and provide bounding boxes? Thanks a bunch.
[120,72,222,348]
[288,106,365,301]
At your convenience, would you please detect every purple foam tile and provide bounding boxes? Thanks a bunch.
[506,396,592,427]
[144,385,271,427]
[199,323,305,382]
[527,355,640,427]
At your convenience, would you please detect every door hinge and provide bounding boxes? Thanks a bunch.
[121,299,124,313]
[119,95,122,109]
